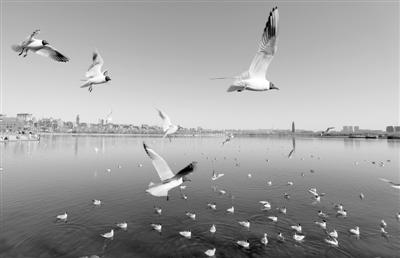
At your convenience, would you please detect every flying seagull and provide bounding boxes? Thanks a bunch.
[379,178,400,189]
[143,143,197,200]
[157,109,182,141]
[288,137,296,158]
[212,7,279,92]
[81,50,111,92]
[12,29,69,62]
[222,133,234,145]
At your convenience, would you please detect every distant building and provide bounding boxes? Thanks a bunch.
[16,113,32,122]
[395,126,400,133]
[354,126,359,132]
[291,121,295,133]
[0,116,24,132]
[76,115,80,127]
[386,126,394,133]
[342,126,354,133]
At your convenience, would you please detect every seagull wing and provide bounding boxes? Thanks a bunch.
[157,109,172,132]
[248,7,279,78]
[174,162,197,178]
[143,143,174,181]
[34,45,69,62]
[86,50,104,78]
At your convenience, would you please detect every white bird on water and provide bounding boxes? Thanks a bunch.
[154,206,162,215]
[328,229,338,239]
[207,202,217,210]
[210,224,216,234]
[179,230,191,239]
[325,237,339,247]
[291,224,302,233]
[261,233,268,245]
[236,240,250,249]
[211,170,224,181]
[143,143,197,200]
[93,199,102,206]
[337,209,347,217]
[204,248,216,257]
[277,232,285,242]
[379,178,400,189]
[186,212,196,220]
[101,229,114,239]
[116,222,127,230]
[293,233,305,242]
[56,212,68,221]
[227,206,235,214]
[380,219,387,228]
[349,226,360,237]
[157,109,182,141]
[151,223,162,233]
[81,50,111,92]
[315,220,327,230]
[268,216,278,222]
[12,29,69,62]
[238,220,250,229]
[212,7,280,93]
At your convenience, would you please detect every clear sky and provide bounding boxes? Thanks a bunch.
[0,0,398,130]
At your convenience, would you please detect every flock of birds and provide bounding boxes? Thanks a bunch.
[10,5,399,257]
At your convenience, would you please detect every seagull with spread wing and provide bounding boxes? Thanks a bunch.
[143,143,197,200]
[157,109,182,141]
[11,29,69,62]
[212,7,279,92]
[81,50,111,92]
[222,133,234,146]
[321,127,335,136]
[288,137,296,159]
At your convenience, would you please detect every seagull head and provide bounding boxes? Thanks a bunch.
[42,40,49,46]
[269,82,279,90]
[105,76,111,82]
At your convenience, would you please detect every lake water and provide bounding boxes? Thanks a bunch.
[0,135,399,257]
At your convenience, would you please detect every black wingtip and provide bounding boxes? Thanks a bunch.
[143,142,149,154]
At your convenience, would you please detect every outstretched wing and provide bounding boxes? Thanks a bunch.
[86,50,104,78]
[143,143,174,181]
[174,162,197,178]
[248,7,279,78]
[157,109,172,132]
[34,45,69,62]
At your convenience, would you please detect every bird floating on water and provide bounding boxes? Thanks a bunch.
[213,7,280,93]
[379,178,400,189]
[380,220,387,228]
[143,143,196,200]
[236,240,250,249]
[56,212,68,221]
[238,220,250,229]
[293,233,305,242]
[268,216,278,222]
[93,199,102,206]
[349,226,360,237]
[81,50,111,92]
[207,202,217,210]
[328,229,338,239]
[359,193,365,200]
[101,229,114,239]
[211,170,224,181]
[179,230,191,239]
[278,207,287,214]
[154,206,162,215]
[318,210,328,218]
[315,220,327,230]
[227,206,235,214]
[210,224,216,234]
[12,29,69,62]
[337,209,347,217]
[261,233,268,245]
[204,248,216,257]
[116,222,127,230]
[186,212,196,220]
[324,237,339,247]
[151,223,162,233]
[277,232,285,242]
[291,224,302,233]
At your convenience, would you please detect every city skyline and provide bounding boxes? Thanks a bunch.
[1,1,399,131]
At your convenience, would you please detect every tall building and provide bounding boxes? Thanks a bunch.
[395,126,400,133]
[16,113,32,122]
[291,121,295,133]
[76,115,80,127]
[342,126,354,133]
[386,126,394,133]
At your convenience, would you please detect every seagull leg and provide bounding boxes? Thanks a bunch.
[166,195,169,201]
[89,86,92,92]
[23,49,28,58]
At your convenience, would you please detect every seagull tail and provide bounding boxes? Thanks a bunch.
[80,81,90,88]
[227,85,245,92]
[11,44,23,52]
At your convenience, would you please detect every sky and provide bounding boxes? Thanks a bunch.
[0,0,398,131]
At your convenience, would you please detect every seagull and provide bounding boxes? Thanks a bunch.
[93,199,102,206]
[278,207,287,214]
[219,189,227,195]
[267,180,272,186]
[328,229,338,239]
[287,181,293,186]
[154,206,162,215]
[277,232,285,242]
[227,206,235,214]
[236,240,250,249]
[284,193,290,199]
[213,7,280,93]
[238,220,250,229]
[288,137,296,158]
[116,222,127,230]
[207,202,217,210]
[143,143,196,200]
[321,127,335,136]
[379,178,400,189]
[397,212,400,221]
[157,109,182,141]
[106,168,111,173]
[186,212,196,220]
[324,237,339,247]
[315,220,327,230]
[204,248,216,257]
[380,220,387,228]
[179,230,192,239]
[81,50,111,92]
[261,233,268,245]
[349,226,360,237]
[291,224,302,233]
[56,212,68,221]
[293,233,305,242]
[318,210,328,218]
[180,185,187,190]
[211,170,224,181]
[336,209,347,217]
[210,224,216,234]
[359,193,365,200]
[222,133,234,145]
[101,229,114,239]
[151,223,162,233]
[248,173,252,178]
[260,201,271,210]
[268,216,278,222]
[12,29,69,62]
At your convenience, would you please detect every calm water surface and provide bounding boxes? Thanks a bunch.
[0,135,399,257]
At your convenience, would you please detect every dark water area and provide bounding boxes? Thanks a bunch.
[0,135,399,257]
